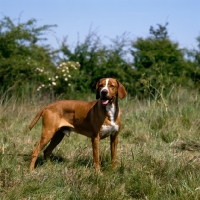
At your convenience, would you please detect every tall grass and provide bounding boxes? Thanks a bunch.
[1,87,200,199]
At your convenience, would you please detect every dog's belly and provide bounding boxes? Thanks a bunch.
[100,124,119,138]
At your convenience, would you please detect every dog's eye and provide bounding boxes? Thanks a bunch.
[99,84,104,88]
[110,85,115,89]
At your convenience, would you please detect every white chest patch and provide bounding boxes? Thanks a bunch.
[101,104,119,137]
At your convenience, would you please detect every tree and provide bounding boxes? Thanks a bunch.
[188,35,200,87]
[195,36,200,66]
[60,31,133,93]
[0,16,57,95]
[130,23,194,97]
[149,22,169,39]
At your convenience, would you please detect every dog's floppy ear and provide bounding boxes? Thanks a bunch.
[95,80,100,99]
[117,81,127,99]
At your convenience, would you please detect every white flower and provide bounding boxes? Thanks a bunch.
[62,69,65,72]
[68,83,71,86]
[68,75,71,78]
[37,85,42,91]
[48,78,51,80]
[63,74,66,76]
[52,81,56,86]
[55,76,58,79]
[64,78,68,81]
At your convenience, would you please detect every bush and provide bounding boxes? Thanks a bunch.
[1,17,200,99]
[0,16,56,95]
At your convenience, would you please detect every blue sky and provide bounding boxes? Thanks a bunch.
[1,0,200,50]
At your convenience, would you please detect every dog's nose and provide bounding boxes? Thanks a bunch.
[101,89,108,96]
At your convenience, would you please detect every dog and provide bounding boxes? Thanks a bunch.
[29,78,127,171]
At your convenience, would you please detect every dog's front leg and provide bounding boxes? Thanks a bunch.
[91,135,100,172]
[110,134,118,169]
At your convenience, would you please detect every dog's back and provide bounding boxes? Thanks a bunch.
[29,100,99,136]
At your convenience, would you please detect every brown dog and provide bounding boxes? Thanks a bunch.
[29,78,127,171]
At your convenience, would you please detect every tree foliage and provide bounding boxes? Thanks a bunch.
[0,16,199,98]
[0,16,56,94]
[60,32,133,93]
[131,23,195,97]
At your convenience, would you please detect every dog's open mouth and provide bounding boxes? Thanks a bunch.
[101,98,113,106]
[101,99,109,105]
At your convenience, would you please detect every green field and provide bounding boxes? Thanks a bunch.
[1,89,200,199]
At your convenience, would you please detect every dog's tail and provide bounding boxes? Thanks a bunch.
[29,107,45,130]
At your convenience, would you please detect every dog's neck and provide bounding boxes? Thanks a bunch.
[105,103,116,121]
[103,100,119,122]
[97,97,119,118]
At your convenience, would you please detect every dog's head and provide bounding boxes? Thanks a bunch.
[96,78,127,106]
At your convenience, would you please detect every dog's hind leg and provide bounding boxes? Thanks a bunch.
[43,130,64,161]
[30,129,55,171]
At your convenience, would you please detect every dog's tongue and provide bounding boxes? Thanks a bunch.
[101,100,109,105]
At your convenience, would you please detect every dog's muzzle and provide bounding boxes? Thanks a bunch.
[100,89,113,106]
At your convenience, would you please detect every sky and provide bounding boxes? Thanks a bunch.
[1,0,200,50]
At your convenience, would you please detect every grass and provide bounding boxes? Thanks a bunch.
[1,88,200,199]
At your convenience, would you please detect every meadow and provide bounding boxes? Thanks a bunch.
[1,88,200,200]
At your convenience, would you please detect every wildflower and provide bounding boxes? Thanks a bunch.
[37,86,42,91]
[63,74,66,76]
[68,83,71,86]
[68,75,71,78]
[55,76,59,79]
[71,65,77,70]
[64,78,68,81]
[62,69,65,72]
[52,81,56,86]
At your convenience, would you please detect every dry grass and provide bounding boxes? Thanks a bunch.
[1,88,200,199]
